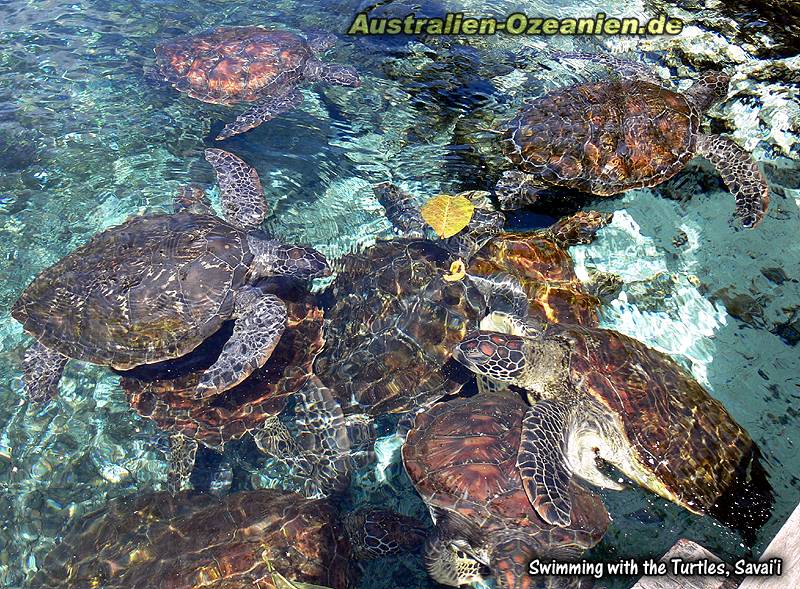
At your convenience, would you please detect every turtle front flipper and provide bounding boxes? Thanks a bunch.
[518,399,575,527]
[195,288,287,399]
[215,90,303,141]
[167,432,198,494]
[304,59,360,87]
[22,341,68,404]
[495,170,546,211]
[695,134,769,228]
[204,148,267,230]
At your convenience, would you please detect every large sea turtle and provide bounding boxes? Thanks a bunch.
[32,488,426,589]
[496,54,770,229]
[453,313,773,539]
[12,149,329,404]
[155,27,361,140]
[403,392,610,589]
[313,185,613,418]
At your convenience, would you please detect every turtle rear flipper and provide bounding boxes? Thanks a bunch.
[195,288,287,399]
[167,432,198,494]
[22,342,68,404]
[495,170,546,211]
[518,399,575,527]
[695,134,769,228]
[215,90,303,141]
[204,148,267,230]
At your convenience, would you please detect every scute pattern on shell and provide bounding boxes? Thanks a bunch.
[554,322,755,513]
[505,80,700,194]
[11,213,252,369]
[32,489,353,589]
[403,394,609,556]
[155,27,312,105]
[120,294,324,450]
[468,232,601,327]
[315,239,488,415]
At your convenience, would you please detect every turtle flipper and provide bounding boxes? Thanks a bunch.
[215,90,303,141]
[495,170,546,211]
[253,414,300,457]
[195,288,287,399]
[292,375,353,496]
[204,148,267,230]
[173,183,212,215]
[167,432,198,494]
[695,134,769,228]
[518,399,575,526]
[22,342,68,404]
[304,59,360,87]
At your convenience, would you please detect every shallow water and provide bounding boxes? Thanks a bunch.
[1,0,799,588]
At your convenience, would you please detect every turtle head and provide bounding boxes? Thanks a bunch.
[344,508,426,560]
[686,71,731,112]
[453,330,527,382]
[424,535,491,587]
[248,237,331,281]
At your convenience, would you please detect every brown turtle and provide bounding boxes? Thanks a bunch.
[12,149,329,405]
[453,315,773,539]
[155,27,361,140]
[468,210,620,328]
[32,488,426,589]
[496,54,770,229]
[314,185,615,418]
[403,392,610,589]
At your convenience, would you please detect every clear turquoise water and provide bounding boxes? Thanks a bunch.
[1,1,799,588]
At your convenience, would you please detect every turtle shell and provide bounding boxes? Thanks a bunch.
[32,489,354,589]
[155,27,313,105]
[504,80,700,195]
[468,231,601,327]
[119,289,324,450]
[551,322,760,515]
[403,393,609,559]
[314,239,487,415]
[12,213,251,369]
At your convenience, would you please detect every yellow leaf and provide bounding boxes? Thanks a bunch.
[420,194,475,238]
[442,259,466,282]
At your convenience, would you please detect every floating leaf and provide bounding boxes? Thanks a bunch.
[420,193,475,238]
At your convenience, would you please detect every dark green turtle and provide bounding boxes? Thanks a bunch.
[12,149,329,404]
[453,312,773,539]
[32,488,425,589]
[496,53,770,229]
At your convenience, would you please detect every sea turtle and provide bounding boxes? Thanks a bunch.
[313,185,612,417]
[32,488,426,589]
[154,27,361,140]
[496,54,770,229]
[116,282,348,495]
[453,313,773,538]
[403,392,610,589]
[12,148,330,405]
